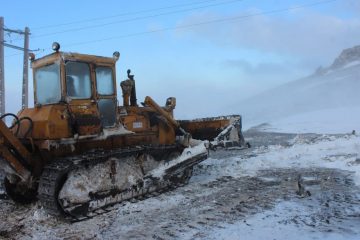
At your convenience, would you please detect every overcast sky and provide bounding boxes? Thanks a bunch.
[1,0,359,118]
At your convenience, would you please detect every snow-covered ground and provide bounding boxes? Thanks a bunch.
[246,106,360,134]
[206,104,359,239]
[200,132,360,240]
[209,199,359,240]
[266,106,360,134]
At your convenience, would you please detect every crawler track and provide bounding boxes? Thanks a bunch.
[38,145,205,221]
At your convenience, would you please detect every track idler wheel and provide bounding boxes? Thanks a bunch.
[4,176,37,204]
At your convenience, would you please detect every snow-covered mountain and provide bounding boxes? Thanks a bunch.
[236,45,360,132]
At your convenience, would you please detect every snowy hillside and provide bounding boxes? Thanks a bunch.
[235,45,360,132]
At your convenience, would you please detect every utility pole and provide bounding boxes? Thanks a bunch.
[0,17,5,116]
[22,27,30,109]
[0,17,37,114]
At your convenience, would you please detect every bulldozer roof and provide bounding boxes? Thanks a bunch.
[31,51,117,69]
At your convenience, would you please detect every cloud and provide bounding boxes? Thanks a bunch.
[223,59,292,75]
[342,0,360,15]
[176,8,360,66]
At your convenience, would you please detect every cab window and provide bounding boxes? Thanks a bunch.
[65,62,91,99]
[35,63,61,104]
[96,67,114,95]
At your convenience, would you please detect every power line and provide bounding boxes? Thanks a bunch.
[59,0,337,48]
[26,0,245,39]
[5,49,44,58]
[4,53,23,58]
[33,0,221,30]
[2,42,40,52]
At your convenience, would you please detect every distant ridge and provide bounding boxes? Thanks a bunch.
[234,45,360,127]
[315,45,360,76]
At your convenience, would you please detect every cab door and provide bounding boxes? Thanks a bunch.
[95,66,117,128]
[65,61,101,136]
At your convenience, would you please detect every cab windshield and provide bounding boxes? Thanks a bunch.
[65,61,91,99]
[35,63,61,104]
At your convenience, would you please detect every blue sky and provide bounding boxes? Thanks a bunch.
[1,0,359,118]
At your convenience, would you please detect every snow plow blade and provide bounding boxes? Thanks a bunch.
[179,115,248,148]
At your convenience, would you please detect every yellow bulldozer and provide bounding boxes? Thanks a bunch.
[0,42,247,220]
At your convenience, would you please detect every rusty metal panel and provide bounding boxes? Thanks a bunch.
[68,101,101,136]
[32,52,115,69]
[158,120,176,145]
[0,119,32,180]
[144,96,179,129]
[16,105,72,139]
[179,116,236,140]
[31,52,61,69]
[122,115,149,132]
[0,120,32,165]
[0,146,30,181]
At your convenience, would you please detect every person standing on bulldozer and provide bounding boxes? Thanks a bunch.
[120,69,137,107]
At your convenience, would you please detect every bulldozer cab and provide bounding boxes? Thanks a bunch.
[32,48,119,134]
